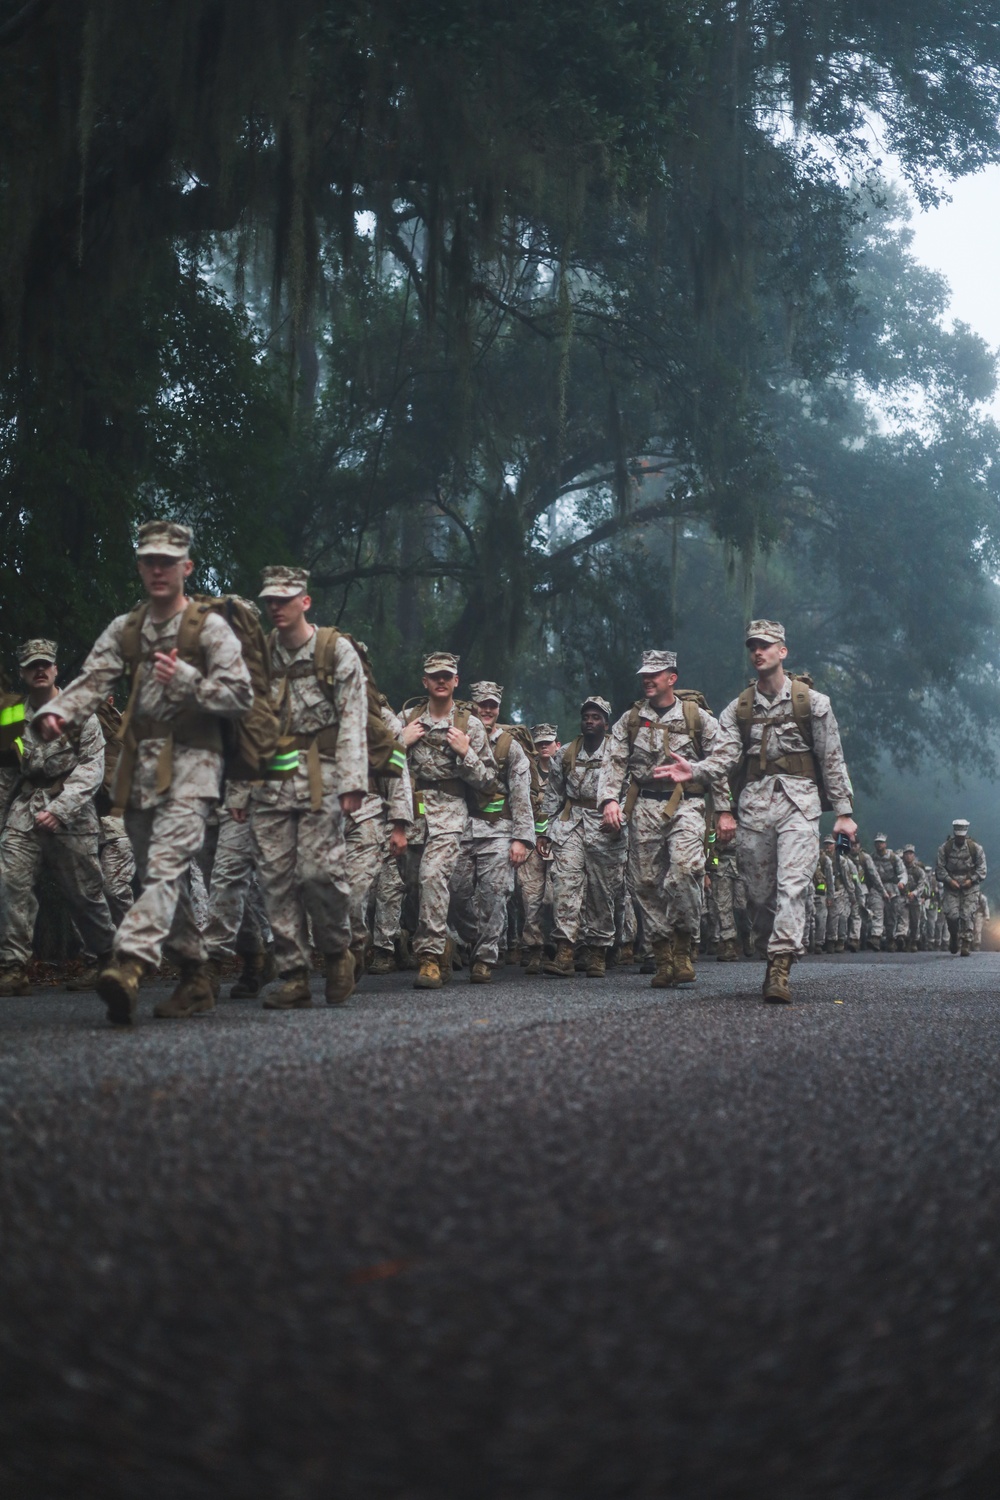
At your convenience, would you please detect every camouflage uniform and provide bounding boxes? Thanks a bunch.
[695,677,853,959]
[870,841,906,944]
[405,702,496,958]
[0,702,116,968]
[542,732,626,950]
[46,606,252,971]
[810,853,834,952]
[708,839,745,946]
[597,691,728,944]
[99,814,136,927]
[516,729,557,952]
[344,701,412,952]
[372,847,406,953]
[936,827,987,953]
[250,630,368,975]
[900,849,928,949]
[450,715,535,967]
[200,795,273,962]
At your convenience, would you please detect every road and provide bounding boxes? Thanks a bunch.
[2,952,1000,1499]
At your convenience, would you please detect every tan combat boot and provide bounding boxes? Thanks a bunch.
[0,964,32,998]
[154,961,216,1019]
[617,941,635,966]
[586,948,607,978]
[66,951,114,991]
[470,960,492,984]
[230,952,265,999]
[367,948,396,976]
[506,945,521,967]
[672,930,696,986]
[96,956,145,1025]
[264,969,313,1008]
[650,937,674,989]
[523,945,543,975]
[715,937,739,962]
[326,951,356,1006]
[544,941,575,977]
[414,955,443,990]
[763,952,794,1003]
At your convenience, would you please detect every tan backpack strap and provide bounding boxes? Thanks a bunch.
[625,702,641,749]
[455,705,469,734]
[789,677,814,746]
[312,625,341,689]
[735,685,755,746]
[493,729,512,767]
[110,604,151,814]
[681,698,702,758]
[175,599,210,666]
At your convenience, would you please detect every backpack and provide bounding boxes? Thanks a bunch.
[475,721,541,824]
[115,596,280,807]
[94,699,124,815]
[732,672,832,811]
[306,627,406,783]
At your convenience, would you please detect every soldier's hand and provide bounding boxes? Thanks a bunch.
[388,824,409,857]
[34,713,66,743]
[400,720,425,747]
[536,835,551,859]
[509,839,530,868]
[153,648,179,683]
[832,813,858,840]
[653,754,691,783]
[34,809,60,832]
[602,800,623,831]
[715,811,738,844]
[446,726,470,757]
[231,808,248,824]
[339,790,365,815]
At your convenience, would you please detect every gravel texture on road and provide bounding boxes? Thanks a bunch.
[2,952,1000,1500]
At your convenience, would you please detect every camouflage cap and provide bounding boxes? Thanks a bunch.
[136,519,193,558]
[581,694,612,718]
[637,650,677,675]
[17,638,57,666]
[423,651,459,675]
[745,619,786,645]
[953,818,971,832]
[259,565,310,599]
[531,723,559,744]
[821,834,835,845]
[469,680,504,704]
[901,843,916,853]
[874,831,888,843]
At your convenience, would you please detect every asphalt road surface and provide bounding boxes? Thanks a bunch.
[3,951,1000,1500]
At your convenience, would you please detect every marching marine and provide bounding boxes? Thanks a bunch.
[400,653,496,990]
[597,650,729,989]
[252,566,368,1008]
[33,522,253,1024]
[515,723,560,972]
[659,620,856,1003]
[450,682,534,983]
[0,640,117,995]
[538,695,625,978]
[936,818,987,957]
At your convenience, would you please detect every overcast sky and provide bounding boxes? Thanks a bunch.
[906,163,1000,417]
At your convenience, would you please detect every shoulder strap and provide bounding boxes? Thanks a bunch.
[735,685,756,745]
[175,599,211,665]
[682,697,702,755]
[493,729,512,766]
[118,602,150,674]
[625,702,642,748]
[312,625,341,688]
[789,678,814,746]
[455,705,469,734]
[562,735,583,773]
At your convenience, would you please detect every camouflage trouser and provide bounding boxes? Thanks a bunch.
[628,796,707,942]
[251,799,352,973]
[100,836,136,928]
[344,815,385,949]
[848,895,863,945]
[832,888,852,943]
[813,896,830,948]
[943,886,978,941]
[550,822,627,948]
[202,813,272,961]
[0,826,116,967]
[735,799,818,958]
[118,797,213,969]
[711,863,745,944]
[450,834,514,965]
[517,847,551,948]
[866,890,890,939]
[372,851,405,952]
[407,832,463,957]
